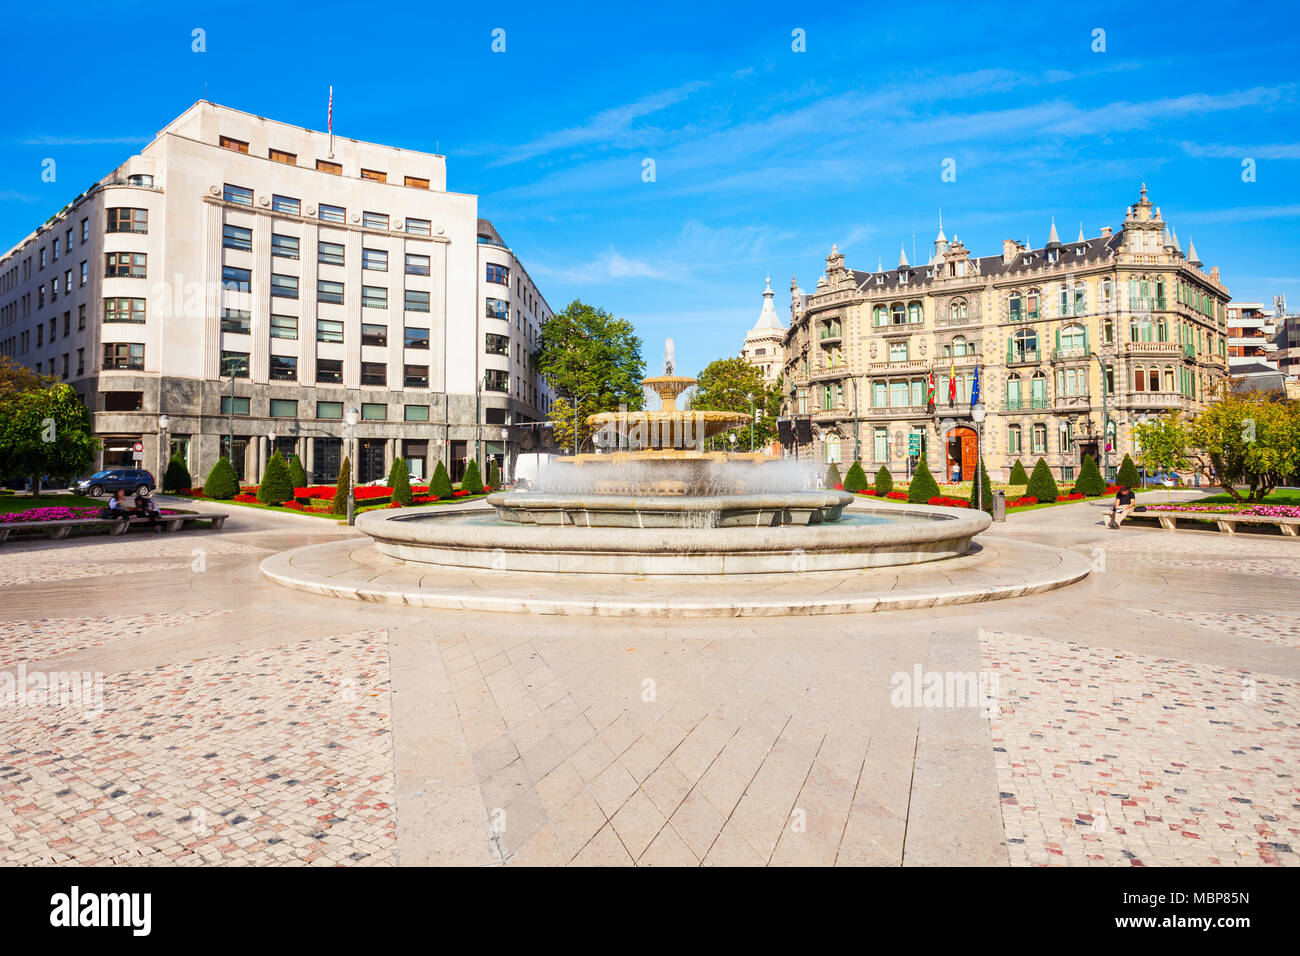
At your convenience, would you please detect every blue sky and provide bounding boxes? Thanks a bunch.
[2,0,1297,378]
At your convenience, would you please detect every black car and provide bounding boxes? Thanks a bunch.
[73,469,156,497]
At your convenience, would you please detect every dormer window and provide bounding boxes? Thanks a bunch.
[1048,250,1059,263]
[898,271,908,285]
[1022,255,1033,266]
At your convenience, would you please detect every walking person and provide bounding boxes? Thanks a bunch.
[1107,483,1136,528]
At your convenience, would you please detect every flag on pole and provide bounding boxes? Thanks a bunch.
[328,86,335,157]
[926,370,935,408]
[970,365,981,406]
[948,357,957,405]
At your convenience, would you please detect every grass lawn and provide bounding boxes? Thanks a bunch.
[166,491,491,519]
[0,493,101,514]
[1193,488,1300,506]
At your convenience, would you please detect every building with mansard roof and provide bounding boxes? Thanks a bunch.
[780,185,1231,484]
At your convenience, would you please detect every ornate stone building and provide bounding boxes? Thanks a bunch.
[780,186,1230,483]
[739,275,785,382]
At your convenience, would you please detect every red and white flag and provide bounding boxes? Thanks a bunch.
[328,86,333,134]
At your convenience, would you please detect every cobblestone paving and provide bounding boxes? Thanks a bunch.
[0,535,267,587]
[1142,609,1300,651]
[0,628,395,866]
[0,610,234,668]
[981,629,1300,867]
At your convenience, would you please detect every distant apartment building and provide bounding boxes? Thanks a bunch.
[780,185,1231,483]
[0,101,552,486]
[1225,301,1278,374]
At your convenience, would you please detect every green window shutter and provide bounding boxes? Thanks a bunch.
[1082,327,1089,352]
[1055,327,1061,352]
[1007,337,1013,363]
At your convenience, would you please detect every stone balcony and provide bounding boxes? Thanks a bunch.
[1122,341,1183,357]
[1113,391,1190,411]
[1053,393,1093,413]
[864,404,931,420]
[808,365,848,383]
[867,358,929,373]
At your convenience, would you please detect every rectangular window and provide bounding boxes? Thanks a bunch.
[360,168,387,183]
[362,248,388,272]
[220,396,251,415]
[268,148,297,165]
[361,402,386,420]
[272,194,301,215]
[81,218,89,242]
[316,159,342,175]
[270,314,298,340]
[484,369,509,393]
[318,241,345,267]
[317,280,345,305]
[486,263,510,285]
[270,398,298,417]
[1007,425,1022,455]
[404,327,430,350]
[362,211,390,231]
[486,298,509,319]
[269,355,298,382]
[404,404,430,422]
[221,265,251,293]
[361,362,386,386]
[222,223,253,251]
[106,208,148,233]
[220,135,249,153]
[316,318,344,343]
[271,233,299,260]
[405,253,430,276]
[362,323,388,347]
[403,364,429,388]
[485,333,509,356]
[220,308,251,334]
[316,360,344,385]
[873,428,888,462]
[317,401,343,419]
[103,297,146,323]
[318,203,345,224]
[223,184,253,206]
[105,252,147,277]
[405,217,431,236]
[362,286,388,310]
[80,261,88,285]
[404,289,430,313]
[221,351,250,377]
[78,304,85,330]
[270,274,299,299]
[404,176,429,189]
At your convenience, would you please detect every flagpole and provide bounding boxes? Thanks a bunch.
[328,85,335,158]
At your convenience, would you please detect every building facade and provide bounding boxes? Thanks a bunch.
[780,186,1231,484]
[0,101,552,487]
[739,276,785,383]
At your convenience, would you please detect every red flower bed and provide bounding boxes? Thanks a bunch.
[1056,493,1084,502]
[282,500,333,513]
[1104,484,1119,493]
[927,496,970,508]
[885,491,908,500]
[293,485,393,500]
[234,493,258,503]
[1008,496,1038,507]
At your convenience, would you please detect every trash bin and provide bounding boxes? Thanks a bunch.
[992,489,1007,522]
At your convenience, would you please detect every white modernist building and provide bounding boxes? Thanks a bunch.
[0,101,553,486]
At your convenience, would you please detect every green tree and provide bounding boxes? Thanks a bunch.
[536,300,645,453]
[1026,457,1060,503]
[330,457,352,515]
[907,456,941,503]
[163,451,191,493]
[1072,454,1106,496]
[874,466,894,494]
[287,453,308,489]
[825,462,842,487]
[461,458,484,495]
[1132,392,1300,502]
[430,459,453,499]
[0,383,99,494]
[1117,453,1141,488]
[256,450,295,506]
[487,458,501,490]
[204,456,240,500]
[1008,459,1029,485]
[390,456,412,506]
[968,458,994,513]
[688,357,783,451]
[843,460,868,493]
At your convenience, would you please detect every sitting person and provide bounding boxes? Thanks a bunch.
[101,489,131,521]
[1107,484,1136,528]
[132,494,163,531]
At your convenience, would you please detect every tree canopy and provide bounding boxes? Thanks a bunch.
[0,381,99,490]
[688,357,783,451]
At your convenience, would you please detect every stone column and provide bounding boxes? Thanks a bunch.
[304,437,315,484]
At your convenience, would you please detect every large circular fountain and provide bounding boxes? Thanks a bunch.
[352,369,992,575]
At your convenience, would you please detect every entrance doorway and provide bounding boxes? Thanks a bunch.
[944,426,977,483]
[358,439,386,484]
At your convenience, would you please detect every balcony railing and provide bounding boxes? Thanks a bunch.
[1116,391,1189,410]
[1053,393,1092,412]
[867,358,928,372]
[865,404,930,419]
[1122,341,1181,356]
[1051,346,1089,362]
[1005,397,1048,411]
[1006,348,1041,366]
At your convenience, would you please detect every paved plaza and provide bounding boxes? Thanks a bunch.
[1,493,1297,866]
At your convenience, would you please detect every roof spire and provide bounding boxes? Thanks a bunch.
[750,273,784,332]
[936,209,946,243]
[877,256,883,273]
[898,244,909,268]
[1047,217,1061,246]
[1187,238,1202,267]
[1077,222,1086,244]
[1170,226,1182,253]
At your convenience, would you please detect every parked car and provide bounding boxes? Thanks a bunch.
[72,469,155,497]
[1146,471,1178,487]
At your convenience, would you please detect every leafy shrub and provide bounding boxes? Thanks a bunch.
[906,456,941,504]
[330,457,352,515]
[1072,454,1107,496]
[390,457,413,507]
[256,450,295,506]
[287,453,308,489]
[843,460,868,493]
[1117,453,1141,489]
[203,457,240,500]
[824,462,841,488]
[1008,459,1029,485]
[163,451,191,493]
[1025,457,1060,504]
[487,458,501,491]
[461,459,483,496]
[430,460,453,499]
[874,466,893,494]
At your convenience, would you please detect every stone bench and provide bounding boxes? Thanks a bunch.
[1123,510,1299,536]
[0,513,228,543]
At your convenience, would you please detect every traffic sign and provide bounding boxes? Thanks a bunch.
[132,441,144,453]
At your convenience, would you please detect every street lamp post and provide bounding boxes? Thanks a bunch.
[267,428,277,480]
[345,406,358,525]
[158,414,170,491]
[1088,350,1112,480]
[971,400,987,512]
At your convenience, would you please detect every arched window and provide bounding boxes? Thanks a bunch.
[1103,318,1114,344]
[908,302,923,324]
[1007,423,1022,455]
[1148,366,1160,391]
[1155,318,1168,342]
[1031,370,1048,407]
[950,298,968,320]
[1011,328,1038,361]
[1073,282,1087,315]
[1008,291,1024,322]
[1164,367,1175,393]
[873,305,888,327]
[824,434,841,465]
[1026,288,1041,320]
[1060,323,1086,353]
[951,335,968,356]
[1101,278,1113,308]
[1031,422,1047,454]
[1133,367,1145,392]
[891,303,906,325]
[1006,372,1022,408]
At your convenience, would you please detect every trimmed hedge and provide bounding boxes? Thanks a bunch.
[462,459,484,496]
[430,460,453,500]
[331,457,352,515]
[1072,454,1106,496]
[1117,453,1140,489]
[874,466,894,494]
[1026,457,1060,504]
[1009,459,1029,485]
[843,460,868,493]
[487,458,501,491]
[203,457,240,500]
[163,451,191,493]
[825,462,842,487]
[907,456,941,504]
[287,453,308,489]
[256,450,295,506]
[390,457,413,507]
[968,457,994,513]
